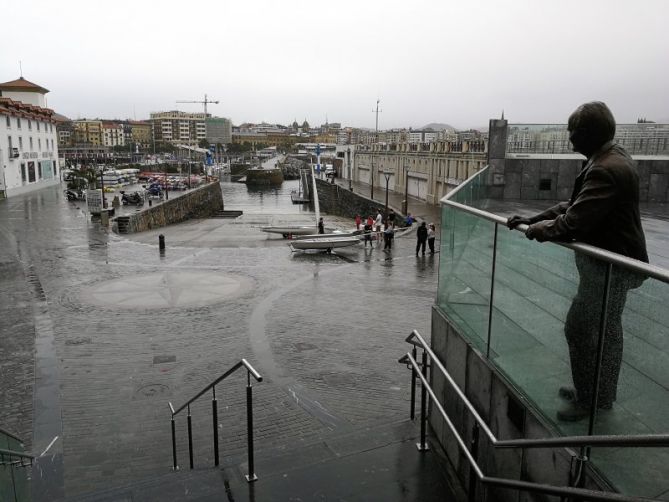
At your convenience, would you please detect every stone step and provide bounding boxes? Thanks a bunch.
[212,210,243,218]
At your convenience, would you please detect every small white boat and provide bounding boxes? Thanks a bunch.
[293,231,359,240]
[290,236,360,251]
[261,226,335,237]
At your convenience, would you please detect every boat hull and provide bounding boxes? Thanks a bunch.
[290,237,360,250]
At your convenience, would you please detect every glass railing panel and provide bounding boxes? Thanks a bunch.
[0,430,16,502]
[487,228,591,435]
[437,204,495,352]
[589,265,669,498]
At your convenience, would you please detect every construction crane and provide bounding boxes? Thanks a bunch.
[176,94,220,116]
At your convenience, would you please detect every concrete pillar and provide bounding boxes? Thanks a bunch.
[488,118,508,198]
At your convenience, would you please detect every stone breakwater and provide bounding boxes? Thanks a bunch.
[114,182,223,233]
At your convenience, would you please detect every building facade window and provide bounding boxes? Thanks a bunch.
[18,137,23,150]
[37,121,40,132]
[30,137,33,150]
[17,117,21,129]
[28,120,32,131]
[8,136,12,152]
[38,138,41,150]
[5,116,10,128]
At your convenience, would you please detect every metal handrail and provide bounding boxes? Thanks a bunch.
[0,427,24,444]
[0,447,34,462]
[402,330,669,501]
[168,358,262,482]
[441,194,669,284]
[170,359,262,417]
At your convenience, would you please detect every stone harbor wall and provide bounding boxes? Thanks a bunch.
[313,177,403,220]
[115,182,223,233]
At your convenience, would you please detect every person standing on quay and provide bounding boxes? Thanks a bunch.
[507,101,647,422]
[318,217,324,234]
[355,214,362,230]
[363,219,373,247]
[384,223,395,251]
[416,221,428,256]
[375,210,383,245]
[427,223,436,254]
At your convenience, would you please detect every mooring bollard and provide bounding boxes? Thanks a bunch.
[159,234,165,251]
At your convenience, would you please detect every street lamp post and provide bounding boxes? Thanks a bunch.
[346,147,352,191]
[403,161,409,215]
[383,168,392,224]
[370,153,374,201]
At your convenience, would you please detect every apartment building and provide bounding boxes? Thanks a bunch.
[150,111,207,146]
[0,77,60,198]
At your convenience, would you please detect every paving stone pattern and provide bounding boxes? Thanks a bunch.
[0,184,440,499]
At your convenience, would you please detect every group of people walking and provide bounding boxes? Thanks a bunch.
[354,210,436,255]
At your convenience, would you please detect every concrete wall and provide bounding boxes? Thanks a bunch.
[429,306,610,501]
[487,121,669,203]
[115,182,223,233]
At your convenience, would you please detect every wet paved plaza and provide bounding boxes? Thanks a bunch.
[0,179,444,499]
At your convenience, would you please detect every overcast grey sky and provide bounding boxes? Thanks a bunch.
[3,0,668,129]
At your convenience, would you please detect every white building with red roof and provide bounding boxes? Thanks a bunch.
[0,77,60,198]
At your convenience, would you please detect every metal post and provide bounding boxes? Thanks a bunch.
[370,154,374,200]
[384,172,390,224]
[159,234,165,251]
[212,388,219,467]
[468,422,480,502]
[410,346,417,421]
[187,405,194,469]
[587,263,613,438]
[245,372,258,482]
[171,416,178,471]
[404,163,409,215]
[486,223,499,358]
[416,349,430,451]
[347,147,352,190]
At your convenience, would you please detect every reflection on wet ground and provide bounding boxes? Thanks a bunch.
[0,180,444,499]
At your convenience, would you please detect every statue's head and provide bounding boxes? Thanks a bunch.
[567,101,616,157]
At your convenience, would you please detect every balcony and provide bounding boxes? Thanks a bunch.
[433,165,669,499]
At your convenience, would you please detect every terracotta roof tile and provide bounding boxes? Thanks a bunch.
[0,77,49,94]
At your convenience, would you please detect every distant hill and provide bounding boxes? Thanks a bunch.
[420,122,456,131]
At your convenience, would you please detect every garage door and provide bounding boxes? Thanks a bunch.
[408,176,428,201]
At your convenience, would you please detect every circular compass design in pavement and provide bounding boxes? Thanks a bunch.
[82,271,253,309]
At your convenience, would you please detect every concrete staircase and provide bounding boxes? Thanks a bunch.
[67,420,460,502]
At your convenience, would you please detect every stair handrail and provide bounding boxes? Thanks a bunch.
[0,426,25,444]
[0,428,34,466]
[0,447,34,466]
[168,358,262,482]
[401,329,669,501]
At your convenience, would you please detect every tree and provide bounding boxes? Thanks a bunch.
[198,139,210,149]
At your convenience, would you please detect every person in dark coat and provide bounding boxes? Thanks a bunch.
[507,101,648,422]
[318,217,324,234]
[416,221,428,256]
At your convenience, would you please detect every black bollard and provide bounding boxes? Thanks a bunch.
[159,234,165,251]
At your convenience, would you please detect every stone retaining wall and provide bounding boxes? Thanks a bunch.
[115,182,223,233]
[313,177,404,220]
